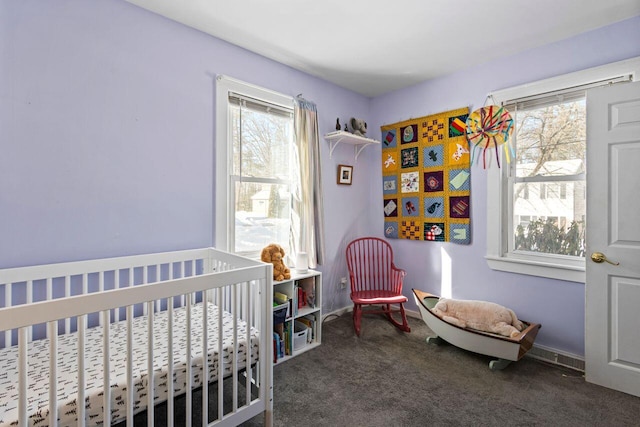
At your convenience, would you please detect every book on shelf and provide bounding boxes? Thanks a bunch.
[274,291,289,304]
[274,290,292,318]
[299,277,316,308]
[297,286,305,310]
[274,324,286,359]
[273,332,280,363]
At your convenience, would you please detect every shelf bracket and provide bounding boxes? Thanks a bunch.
[354,142,373,161]
[328,137,345,159]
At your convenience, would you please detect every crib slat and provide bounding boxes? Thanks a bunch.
[180,262,186,307]
[65,276,71,333]
[46,277,52,304]
[217,287,224,419]
[143,268,148,316]
[192,261,198,306]
[5,283,12,346]
[4,283,12,347]
[77,314,86,426]
[81,274,87,333]
[126,305,134,427]
[49,321,58,427]
[244,281,252,404]
[102,310,111,426]
[128,267,136,315]
[27,281,33,342]
[98,269,107,326]
[232,283,238,412]
[147,301,154,427]
[18,327,28,427]
[185,294,192,427]
[82,273,88,295]
[167,298,174,425]
[27,280,33,305]
[155,265,161,313]
[202,295,209,426]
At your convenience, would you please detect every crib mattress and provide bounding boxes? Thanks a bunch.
[0,303,260,427]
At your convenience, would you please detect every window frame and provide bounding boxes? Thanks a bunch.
[486,57,640,283]
[215,75,294,255]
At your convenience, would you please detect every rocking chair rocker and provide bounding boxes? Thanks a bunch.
[345,237,411,336]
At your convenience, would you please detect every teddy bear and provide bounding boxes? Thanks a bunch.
[349,117,367,137]
[260,243,291,281]
[431,298,524,338]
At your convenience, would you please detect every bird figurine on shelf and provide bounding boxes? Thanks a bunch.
[336,118,341,131]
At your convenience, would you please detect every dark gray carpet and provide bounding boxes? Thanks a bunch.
[243,311,640,427]
[121,311,640,426]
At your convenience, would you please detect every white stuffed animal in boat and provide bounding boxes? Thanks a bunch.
[432,298,524,338]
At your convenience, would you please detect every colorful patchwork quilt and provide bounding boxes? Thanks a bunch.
[381,107,471,244]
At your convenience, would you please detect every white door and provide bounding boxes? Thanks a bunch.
[585,80,640,397]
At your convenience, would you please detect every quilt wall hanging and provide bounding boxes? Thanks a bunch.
[381,107,471,244]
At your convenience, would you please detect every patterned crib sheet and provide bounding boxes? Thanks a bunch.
[0,303,260,427]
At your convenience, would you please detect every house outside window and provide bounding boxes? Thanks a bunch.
[487,61,634,282]
[215,76,296,258]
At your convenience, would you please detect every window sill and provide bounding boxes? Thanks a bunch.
[486,255,585,283]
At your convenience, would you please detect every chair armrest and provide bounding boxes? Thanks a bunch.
[392,264,406,277]
[390,263,406,293]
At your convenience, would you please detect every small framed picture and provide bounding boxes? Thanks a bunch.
[338,164,353,185]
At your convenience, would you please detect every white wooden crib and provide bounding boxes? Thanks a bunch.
[0,247,273,427]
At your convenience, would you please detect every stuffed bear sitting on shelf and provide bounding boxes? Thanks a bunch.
[260,243,291,281]
[431,298,525,338]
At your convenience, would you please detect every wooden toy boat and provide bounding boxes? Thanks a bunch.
[412,289,541,370]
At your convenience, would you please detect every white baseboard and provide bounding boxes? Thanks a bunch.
[323,306,422,323]
[406,308,421,319]
[324,306,584,372]
[408,309,584,372]
[322,306,352,322]
[526,344,585,372]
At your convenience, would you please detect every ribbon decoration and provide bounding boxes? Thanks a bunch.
[465,105,515,168]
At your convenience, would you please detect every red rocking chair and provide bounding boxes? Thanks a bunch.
[345,237,411,336]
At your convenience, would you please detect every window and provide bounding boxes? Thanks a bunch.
[487,59,637,282]
[508,94,586,260]
[215,76,296,258]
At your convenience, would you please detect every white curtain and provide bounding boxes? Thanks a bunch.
[292,96,325,267]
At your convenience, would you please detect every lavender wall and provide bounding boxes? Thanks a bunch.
[369,16,640,356]
[2,0,639,357]
[0,0,370,317]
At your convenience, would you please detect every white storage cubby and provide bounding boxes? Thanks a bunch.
[272,270,322,364]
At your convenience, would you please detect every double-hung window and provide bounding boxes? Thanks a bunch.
[216,76,295,258]
[487,60,635,282]
[505,91,587,272]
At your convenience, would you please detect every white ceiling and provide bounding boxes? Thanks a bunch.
[125,0,640,97]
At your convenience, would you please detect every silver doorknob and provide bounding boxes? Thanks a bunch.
[591,252,620,265]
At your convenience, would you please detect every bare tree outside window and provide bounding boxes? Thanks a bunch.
[229,100,294,256]
[511,99,586,257]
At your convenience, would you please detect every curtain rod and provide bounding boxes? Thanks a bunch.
[229,91,293,113]
[493,74,632,106]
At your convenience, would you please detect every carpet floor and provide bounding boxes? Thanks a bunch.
[243,311,640,427]
[120,311,640,426]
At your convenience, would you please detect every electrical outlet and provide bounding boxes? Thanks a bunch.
[340,277,347,289]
